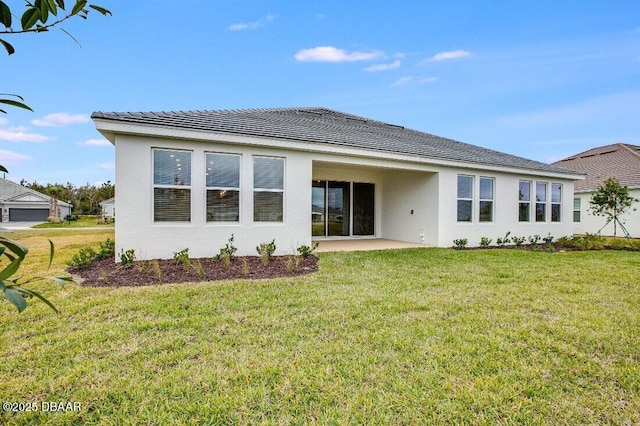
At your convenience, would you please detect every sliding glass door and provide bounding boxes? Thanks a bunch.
[312,180,374,237]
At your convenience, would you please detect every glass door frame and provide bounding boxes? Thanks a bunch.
[312,180,375,238]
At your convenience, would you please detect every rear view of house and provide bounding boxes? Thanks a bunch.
[553,143,640,237]
[92,107,582,259]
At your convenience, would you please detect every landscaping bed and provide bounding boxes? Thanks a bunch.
[69,255,318,287]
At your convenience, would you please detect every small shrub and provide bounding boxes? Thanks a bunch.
[173,248,191,270]
[68,247,97,269]
[543,233,554,244]
[241,258,249,278]
[119,249,136,268]
[573,233,605,250]
[512,236,526,247]
[480,237,492,247]
[555,235,573,248]
[297,241,319,258]
[257,239,277,265]
[221,254,231,269]
[137,261,152,274]
[496,231,511,247]
[286,255,300,273]
[452,238,468,250]
[528,234,541,245]
[192,260,206,279]
[96,238,115,260]
[152,260,162,282]
[213,234,237,261]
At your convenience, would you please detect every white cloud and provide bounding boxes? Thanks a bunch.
[0,128,53,143]
[77,139,112,147]
[31,112,89,127]
[0,150,32,166]
[229,13,276,31]
[425,49,472,62]
[391,76,437,87]
[362,60,401,72]
[99,162,115,170]
[295,46,383,62]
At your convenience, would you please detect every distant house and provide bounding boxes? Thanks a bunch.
[100,197,115,219]
[0,178,72,222]
[92,107,582,260]
[553,143,640,237]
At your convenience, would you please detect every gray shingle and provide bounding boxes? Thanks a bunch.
[92,107,582,176]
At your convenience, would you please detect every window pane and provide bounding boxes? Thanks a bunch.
[206,154,239,188]
[552,183,562,203]
[479,200,493,222]
[519,203,530,222]
[457,175,473,199]
[480,178,493,200]
[573,211,581,222]
[154,188,190,222]
[551,204,561,222]
[154,150,191,186]
[536,182,547,202]
[353,183,375,235]
[207,190,239,222]
[519,181,530,201]
[457,200,472,222]
[536,203,546,222]
[312,181,326,237]
[573,197,581,210]
[254,191,283,222]
[254,157,284,190]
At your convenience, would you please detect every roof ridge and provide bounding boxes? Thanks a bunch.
[618,142,640,160]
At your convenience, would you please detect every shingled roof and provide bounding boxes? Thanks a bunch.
[552,143,640,192]
[92,107,581,176]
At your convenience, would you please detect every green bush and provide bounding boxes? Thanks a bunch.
[257,239,277,264]
[173,248,191,269]
[297,242,319,258]
[480,237,492,247]
[68,247,97,269]
[213,234,237,262]
[512,236,526,247]
[452,238,468,250]
[496,231,511,247]
[119,249,136,268]
[96,238,115,260]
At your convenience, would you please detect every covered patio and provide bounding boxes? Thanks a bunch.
[314,238,428,253]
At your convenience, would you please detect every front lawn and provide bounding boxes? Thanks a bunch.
[32,215,114,229]
[1,230,639,424]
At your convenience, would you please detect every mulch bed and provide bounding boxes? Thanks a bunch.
[69,255,318,287]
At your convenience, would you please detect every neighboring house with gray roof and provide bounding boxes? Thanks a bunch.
[553,143,640,237]
[99,197,116,220]
[0,178,71,222]
[92,107,582,259]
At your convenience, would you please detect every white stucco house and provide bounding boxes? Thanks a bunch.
[92,107,583,260]
[553,143,640,237]
[0,178,72,222]
[99,197,116,219]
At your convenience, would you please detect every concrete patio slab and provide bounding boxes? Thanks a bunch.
[314,238,428,253]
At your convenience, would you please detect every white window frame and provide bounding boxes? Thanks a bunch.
[152,148,192,223]
[457,175,474,223]
[253,156,285,223]
[205,152,241,223]
[551,183,562,222]
[519,180,532,222]
[573,197,581,223]
[535,182,547,222]
[479,176,494,223]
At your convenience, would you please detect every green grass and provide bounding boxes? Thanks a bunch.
[32,215,114,229]
[1,229,639,424]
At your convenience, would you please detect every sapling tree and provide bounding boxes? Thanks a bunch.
[589,178,638,237]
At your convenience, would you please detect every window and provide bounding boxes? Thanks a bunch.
[153,149,191,222]
[519,180,531,222]
[253,156,284,222]
[573,197,581,222]
[457,175,473,222]
[551,183,562,222]
[536,182,547,222]
[206,153,240,222]
[479,177,494,222]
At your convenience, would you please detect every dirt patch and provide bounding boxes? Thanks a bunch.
[69,255,318,287]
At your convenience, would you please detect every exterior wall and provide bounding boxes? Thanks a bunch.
[437,168,575,247]
[101,201,115,219]
[573,189,640,237]
[115,135,312,260]
[381,170,439,245]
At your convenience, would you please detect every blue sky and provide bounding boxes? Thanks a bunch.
[1,0,639,185]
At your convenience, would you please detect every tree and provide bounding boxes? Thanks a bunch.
[1,0,110,312]
[589,177,639,237]
[1,0,111,112]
